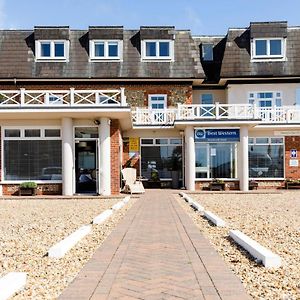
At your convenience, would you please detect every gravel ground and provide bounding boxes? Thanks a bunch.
[177,191,300,300]
[0,197,137,299]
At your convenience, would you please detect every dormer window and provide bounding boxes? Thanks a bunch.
[141,40,174,61]
[202,44,213,61]
[89,40,122,60]
[36,40,69,61]
[251,38,285,60]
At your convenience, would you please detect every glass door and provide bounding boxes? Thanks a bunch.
[75,140,97,194]
[195,144,209,178]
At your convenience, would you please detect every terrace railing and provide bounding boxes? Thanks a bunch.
[132,103,300,126]
[132,107,177,126]
[0,88,127,107]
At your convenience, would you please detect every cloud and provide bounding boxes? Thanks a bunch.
[184,6,203,34]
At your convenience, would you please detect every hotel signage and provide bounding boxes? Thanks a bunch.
[194,128,240,142]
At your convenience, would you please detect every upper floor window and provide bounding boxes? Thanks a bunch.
[142,40,174,61]
[149,94,167,109]
[202,44,213,61]
[89,40,122,60]
[251,38,285,60]
[248,92,282,107]
[36,40,69,61]
[201,93,213,104]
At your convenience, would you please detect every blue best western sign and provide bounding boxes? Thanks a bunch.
[194,129,240,142]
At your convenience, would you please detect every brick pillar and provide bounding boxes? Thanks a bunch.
[110,120,121,195]
[285,136,300,179]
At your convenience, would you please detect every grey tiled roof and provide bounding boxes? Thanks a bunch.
[221,22,300,78]
[0,27,204,79]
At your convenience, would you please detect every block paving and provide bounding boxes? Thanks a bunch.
[59,190,251,299]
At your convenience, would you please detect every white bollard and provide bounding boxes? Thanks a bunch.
[123,196,131,203]
[48,225,92,258]
[112,201,125,211]
[190,201,204,212]
[93,209,113,224]
[0,272,27,300]
[229,230,282,268]
[204,210,226,227]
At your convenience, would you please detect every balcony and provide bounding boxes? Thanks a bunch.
[132,103,300,126]
[132,107,177,126]
[0,88,127,107]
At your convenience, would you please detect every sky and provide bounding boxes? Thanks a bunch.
[0,0,299,35]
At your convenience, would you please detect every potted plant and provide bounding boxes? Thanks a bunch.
[285,179,300,189]
[19,182,38,196]
[209,178,226,191]
[249,180,259,190]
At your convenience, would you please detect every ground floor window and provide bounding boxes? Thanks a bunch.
[195,143,237,179]
[249,137,284,178]
[140,138,182,180]
[3,128,62,181]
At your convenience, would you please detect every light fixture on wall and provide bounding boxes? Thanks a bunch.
[94,119,100,125]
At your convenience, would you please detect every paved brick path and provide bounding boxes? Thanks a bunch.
[60,191,251,300]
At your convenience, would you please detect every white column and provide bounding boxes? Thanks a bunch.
[240,125,249,192]
[185,126,195,191]
[100,117,111,196]
[62,117,73,196]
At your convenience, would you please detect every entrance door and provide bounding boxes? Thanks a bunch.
[75,140,97,194]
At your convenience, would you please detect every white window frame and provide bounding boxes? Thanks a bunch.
[89,40,123,61]
[251,38,286,61]
[248,91,282,107]
[1,126,62,183]
[141,40,174,61]
[148,94,167,109]
[35,40,69,61]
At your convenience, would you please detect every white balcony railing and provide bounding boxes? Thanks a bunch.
[0,88,127,107]
[132,103,300,126]
[132,107,177,125]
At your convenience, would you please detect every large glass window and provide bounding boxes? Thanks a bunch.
[4,140,62,181]
[249,137,284,178]
[3,128,62,181]
[141,138,182,180]
[195,143,237,179]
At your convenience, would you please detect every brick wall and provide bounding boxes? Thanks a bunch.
[285,136,300,179]
[3,184,62,196]
[110,119,121,195]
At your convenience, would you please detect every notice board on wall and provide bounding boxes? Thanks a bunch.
[129,137,139,152]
